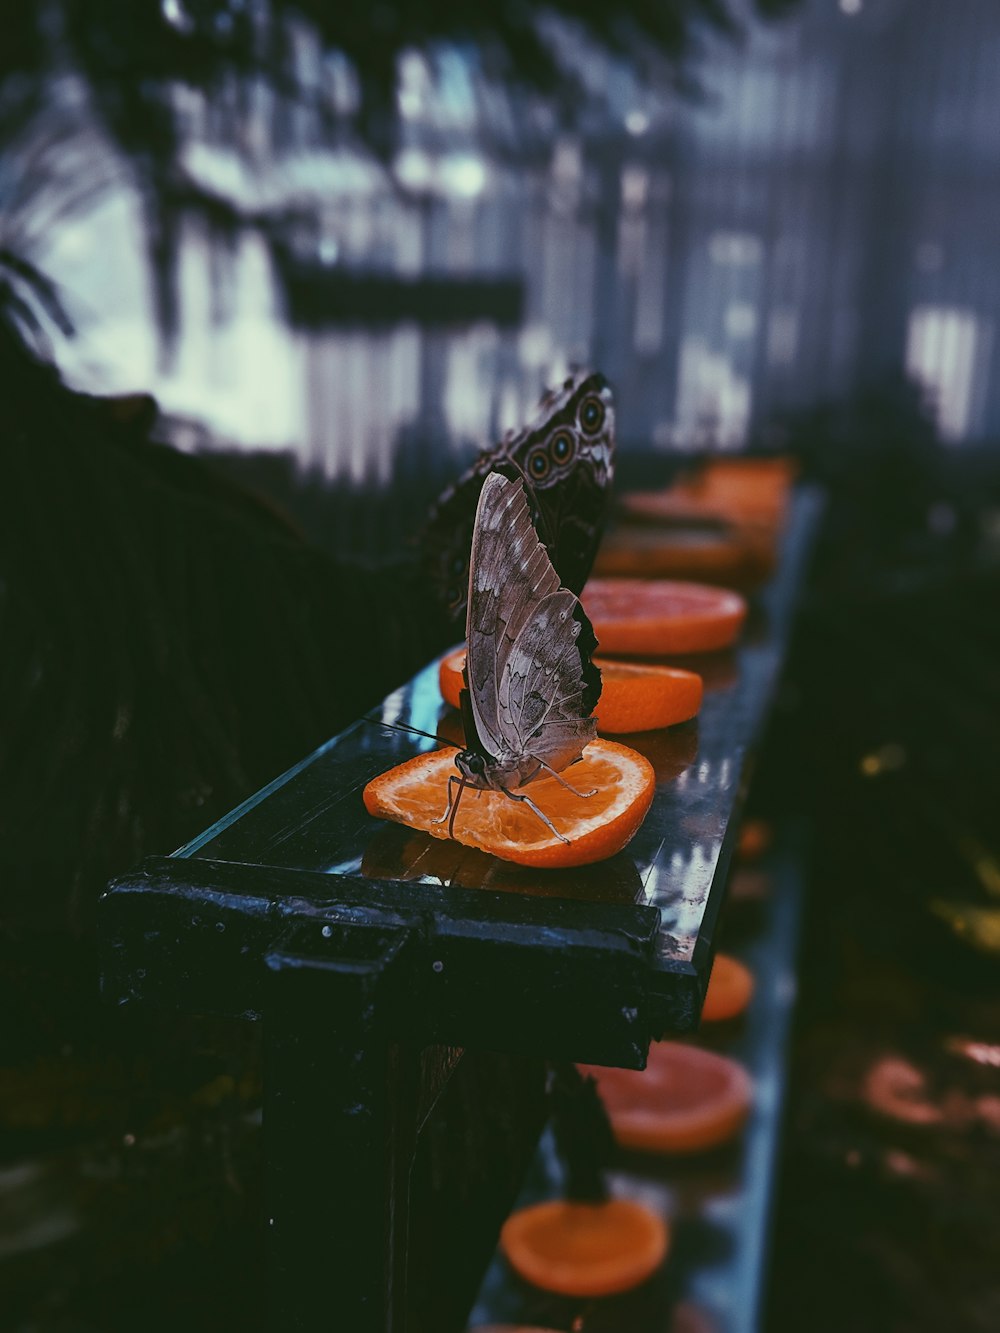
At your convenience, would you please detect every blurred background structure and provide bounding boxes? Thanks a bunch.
[2,1,1000,1330]
[5,0,1000,553]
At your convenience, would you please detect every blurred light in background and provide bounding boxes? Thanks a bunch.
[18,0,1000,500]
[906,307,991,443]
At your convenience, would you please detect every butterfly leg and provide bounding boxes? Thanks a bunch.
[536,759,597,799]
[430,774,471,839]
[430,775,462,827]
[503,790,570,844]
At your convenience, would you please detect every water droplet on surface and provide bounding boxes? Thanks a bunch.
[322,925,333,938]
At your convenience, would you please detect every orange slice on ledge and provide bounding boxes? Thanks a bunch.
[468,1327,564,1333]
[468,1328,564,1333]
[736,818,772,863]
[438,648,702,735]
[582,578,747,656]
[363,739,655,869]
[596,659,702,733]
[579,1042,752,1154]
[500,1198,669,1297]
[592,523,768,584]
[701,953,755,1023]
[621,458,795,532]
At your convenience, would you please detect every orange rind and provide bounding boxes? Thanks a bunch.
[579,1041,752,1154]
[701,953,755,1023]
[500,1197,669,1297]
[736,818,772,863]
[583,578,747,656]
[362,739,655,869]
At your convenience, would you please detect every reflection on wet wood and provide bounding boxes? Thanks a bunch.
[360,822,647,903]
[623,721,699,784]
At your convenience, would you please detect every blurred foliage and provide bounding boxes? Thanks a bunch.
[0,304,453,1324]
[0,0,802,340]
[757,378,1000,1333]
[2,0,805,142]
[0,321,450,946]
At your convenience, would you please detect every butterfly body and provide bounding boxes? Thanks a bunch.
[420,370,615,623]
[437,471,602,843]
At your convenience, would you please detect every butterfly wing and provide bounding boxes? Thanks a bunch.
[420,370,615,624]
[419,449,496,623]
[465,472,601,775]
[506,370,615,598]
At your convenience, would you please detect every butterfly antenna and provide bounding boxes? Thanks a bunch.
[361,715,458,748]
[447,774,469,839]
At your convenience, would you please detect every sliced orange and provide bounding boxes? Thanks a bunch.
[437,647,465,711]
[500,1198,669,1297]
[701,953,755,1023]
[621,457,795,531]
[468,1327,564,1333]
[592,523,770,584]
[593,521,778,591]
[579,1041,752,1154]
[362,739,655,869]
[438,647,702,735]
[862,1054,943,1127]
[597,659,702,733]
[583,578,747,656]
[736,818,772,863]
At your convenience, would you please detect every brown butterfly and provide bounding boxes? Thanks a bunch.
[419,369,615,625]
[436,470,602,843]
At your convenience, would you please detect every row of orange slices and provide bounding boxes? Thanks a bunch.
[367,456,791,867]
[594,457,796,591]
[370,468,787,1316]
[484,480,784,1309]
[496,826,771,1303]
[364,576,747,867]
[499,934,761,1302]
